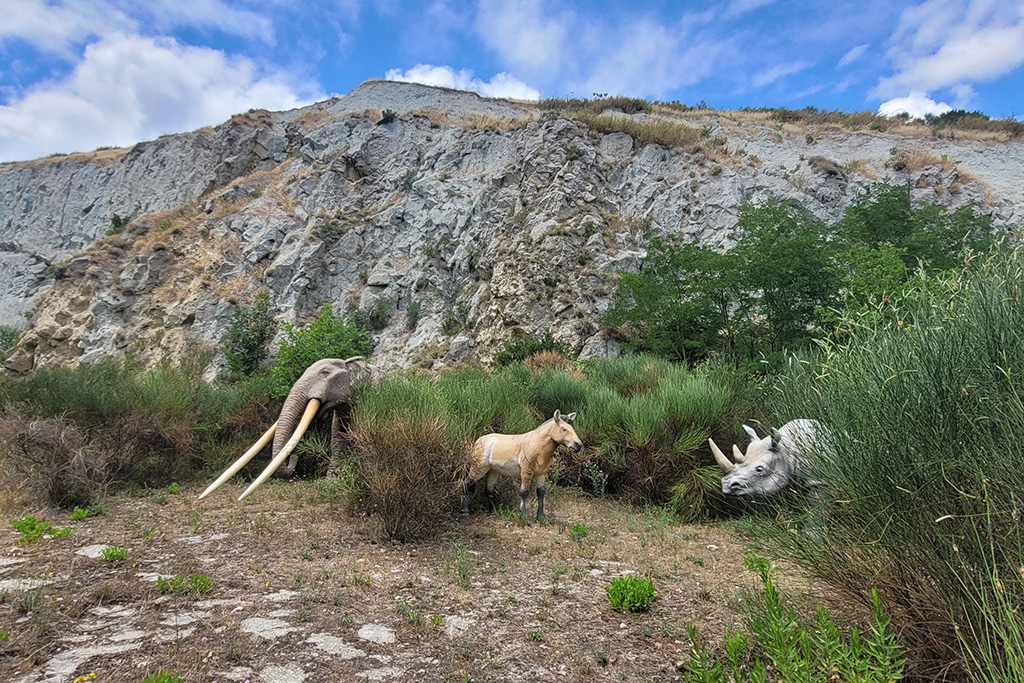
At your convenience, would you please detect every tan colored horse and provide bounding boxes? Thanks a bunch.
[461,410,582,521]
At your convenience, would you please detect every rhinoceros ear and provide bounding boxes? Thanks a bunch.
[742,424,759,441]
[770,428,782,451]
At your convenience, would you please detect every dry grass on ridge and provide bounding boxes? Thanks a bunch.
[0,480,860,683]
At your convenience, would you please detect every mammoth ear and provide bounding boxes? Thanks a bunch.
[742,424,759,441]
[564,412,577,423]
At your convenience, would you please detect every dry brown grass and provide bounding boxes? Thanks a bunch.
[408,107,451,127]
[229,108,274,129]
[572,111,702,149]
[459,111,533,131]
[293,107,334,130]
[2,145,130,169]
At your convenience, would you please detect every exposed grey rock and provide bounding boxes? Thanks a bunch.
[1,80,1022,373]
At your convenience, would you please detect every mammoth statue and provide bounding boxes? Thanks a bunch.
[200,356,382,501]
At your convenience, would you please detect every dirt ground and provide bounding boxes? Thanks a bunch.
[0,479,845,683]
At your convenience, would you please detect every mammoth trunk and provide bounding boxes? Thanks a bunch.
[271,397,317,478]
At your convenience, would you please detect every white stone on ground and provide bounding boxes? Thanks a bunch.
[357,623,396,644]
[240,617,298,639]
[443,615,473,637]
[306,633,365,659]
[259,664,306,682]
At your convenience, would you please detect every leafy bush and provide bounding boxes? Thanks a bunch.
[0,324,19,359]
[0,359,280,497]
[681,555,905,682]
[222,292,277,377]
[348,375,466,541]
[379,109,397,124]
[352,296,394,331]
[271,303,373,397]
[493,332,571,367]
[761,243,1024,680]
[606,183,993,369]
[606,575,656,612]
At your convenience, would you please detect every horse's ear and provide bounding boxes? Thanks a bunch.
[564,412,577,422]
[553,409,562,422]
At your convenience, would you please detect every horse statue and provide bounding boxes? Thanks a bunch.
[461,410,582,521]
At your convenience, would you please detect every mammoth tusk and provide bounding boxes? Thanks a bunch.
[238,399,321,501]
[732,444,747,463]
[709,438,734,472]
[198,421,278,500]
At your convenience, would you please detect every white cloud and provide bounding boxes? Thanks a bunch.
[581,20,728,99]
[384,64,539,100]
[878,91,952,118]
[1,0,131,55]
[875,0,1024,97]
[752,60,813,88]
[0,33,317,162]
[838,44,869,67]
[0,0,279,57]
[474,0,569,72]
[725,0,777,17]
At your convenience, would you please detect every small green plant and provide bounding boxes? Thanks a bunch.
[157,573,213,595]
[69,505,106,521]
[379,109,398,124]
[167,482,180,494]
[606,575,657,612]
[441,302,470,335]
[107,213,129,235]
[431,614,444,629]
[405,297,422,331]
[569,522,589,544]
[221,291,277,378]
[564,144,583,161]
[679,555,905,682]
[140,671,185,683]
[10,515,73,543]
[101,545,128,562]
[0,324,19,359]
[493,332,571,366]
[527,629,542,642]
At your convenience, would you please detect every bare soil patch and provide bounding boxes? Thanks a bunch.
[1,481,845,682]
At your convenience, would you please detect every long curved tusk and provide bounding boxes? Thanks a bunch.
[709,438,734,472]
[732,444,747,463]
[198,421,277,500]
[238,399,320,501]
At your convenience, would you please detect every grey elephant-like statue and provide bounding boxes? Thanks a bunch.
[199,356,382,501]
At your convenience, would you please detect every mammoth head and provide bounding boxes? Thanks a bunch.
[199,356,381,502]
[709,424,793,496]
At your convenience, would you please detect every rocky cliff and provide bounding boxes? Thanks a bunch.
[2,80,1022,375]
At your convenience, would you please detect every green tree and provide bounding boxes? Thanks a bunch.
[733,202,841,351]
[271,304,373,397]
[603,237,741,365]
[221,292,277,378]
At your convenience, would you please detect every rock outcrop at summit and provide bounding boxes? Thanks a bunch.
[1,80,1021,374]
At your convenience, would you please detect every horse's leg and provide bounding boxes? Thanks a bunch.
[519,472,534,521]
[485,471,501,513]
[535,473,548,522]
[462,464,487,516]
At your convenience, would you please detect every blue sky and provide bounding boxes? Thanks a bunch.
[1,0,1023,162]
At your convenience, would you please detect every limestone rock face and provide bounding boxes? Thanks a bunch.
[1,80,1022,373]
